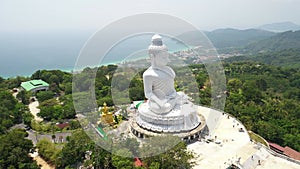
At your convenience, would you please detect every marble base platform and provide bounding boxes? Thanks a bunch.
[136,100,200,132]
[131,111,207,141]
[131,101,207,141]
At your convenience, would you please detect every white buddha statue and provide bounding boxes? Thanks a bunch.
[143,34,182,114]
[135,34,200,132]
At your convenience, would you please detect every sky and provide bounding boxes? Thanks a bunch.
[1,0,300,33]
[1,0,300,78]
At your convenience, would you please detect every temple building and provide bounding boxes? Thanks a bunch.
[20,79,49,92]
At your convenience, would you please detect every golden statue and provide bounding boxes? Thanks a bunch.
[100,102,114,125]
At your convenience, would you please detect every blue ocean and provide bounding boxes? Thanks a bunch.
[0,31,188,78]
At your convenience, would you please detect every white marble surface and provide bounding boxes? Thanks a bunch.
[136,34,201,132]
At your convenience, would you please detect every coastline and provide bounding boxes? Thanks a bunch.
[2,46,193,79]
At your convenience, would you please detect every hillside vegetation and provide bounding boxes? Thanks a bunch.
[0,59,300,168]
[190,62,300,152]
[178,29,276,51]
[226,48,300,69]
[205,28,276,49]
[244,30,300,53]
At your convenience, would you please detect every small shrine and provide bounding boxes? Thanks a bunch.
[100,102,114,125]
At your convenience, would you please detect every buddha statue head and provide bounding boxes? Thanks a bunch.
[148,34,170,67]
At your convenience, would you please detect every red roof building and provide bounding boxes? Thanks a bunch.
[268,142,300,161]
[56,123,69,129]
[283,146,300,161]
[268,142,285,154]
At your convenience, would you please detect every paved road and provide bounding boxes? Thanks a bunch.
[27,129,72,145]
[11,123,72,145]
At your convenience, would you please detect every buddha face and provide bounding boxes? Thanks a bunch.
[154,50,170,67]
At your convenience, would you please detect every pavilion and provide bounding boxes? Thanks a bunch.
[20,79,49,92]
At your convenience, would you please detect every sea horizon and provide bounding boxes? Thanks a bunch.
[0,32,192,79]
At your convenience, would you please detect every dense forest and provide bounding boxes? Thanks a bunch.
[243,30,300,53]
[0,129,40,169]
[0,56,299,168]
[205,28,276,49]
[226,48,300,69]
[222,62,300,151]
[202,28,300,55]
[180,29,275,50]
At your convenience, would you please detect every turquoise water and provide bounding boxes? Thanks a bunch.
[0,31,88,78]
[0,32,192,78]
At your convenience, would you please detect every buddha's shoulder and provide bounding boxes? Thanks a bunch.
[143,66,175,77]
[164,66,175,74]
[143,67,159,77]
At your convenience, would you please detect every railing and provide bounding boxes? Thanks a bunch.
[248,131,269,147]
[257,142,300,165]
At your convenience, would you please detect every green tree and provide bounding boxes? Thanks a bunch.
[88,144,113,169]
[142,141,194,169]
[113,74,130,91]
[36,139,61,163]
[283,133,300,151]
[56,130,92,168]
[16,90,30,105]
[69,120,81,130]
[38,105,56,120]
[256,120,284,144]
[36,91,54,102]
[129,87,145,101]
[256,78,268,91]
[227,78,242,93]
[63,82,72,95]
[97,96,114,107]
[112,149,134,169]
[0,129,39,169]
[73,92,97,112]
[242,81,262,103]
[0,90,23,133]
[22,111,34,127]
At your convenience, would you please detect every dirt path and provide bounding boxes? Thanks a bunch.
[30,152,55,169]
[29,98,43,122]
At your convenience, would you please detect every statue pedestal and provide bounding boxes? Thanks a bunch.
[131,104,207,142]
[136,98,200,133]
